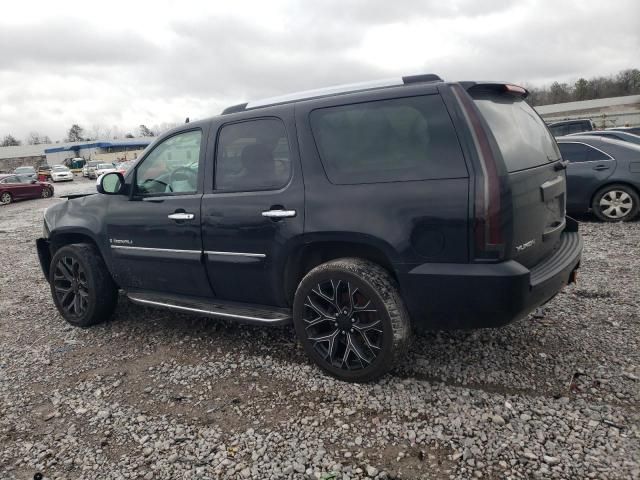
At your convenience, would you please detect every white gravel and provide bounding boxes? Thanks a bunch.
[1,180,638,479]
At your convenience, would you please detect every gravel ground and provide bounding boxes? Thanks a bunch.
[1,178,638,479]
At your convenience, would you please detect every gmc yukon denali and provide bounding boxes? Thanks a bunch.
[37,74,582,382]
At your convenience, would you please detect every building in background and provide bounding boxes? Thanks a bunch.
[535,94,640,129]
[44,138,152,165]
[0,137,153,173]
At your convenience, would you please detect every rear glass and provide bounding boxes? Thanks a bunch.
[473,94,561,172]
[310,95,467,184]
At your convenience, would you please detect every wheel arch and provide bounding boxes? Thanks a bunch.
[283,237,398,305]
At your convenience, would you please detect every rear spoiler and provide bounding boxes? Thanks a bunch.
[458,81,529,98]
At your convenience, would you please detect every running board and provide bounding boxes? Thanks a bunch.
[126,290,292,326]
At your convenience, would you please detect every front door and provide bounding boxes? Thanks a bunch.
[559,141,616,212]
[201,112,304,306]
[105,128,212,297]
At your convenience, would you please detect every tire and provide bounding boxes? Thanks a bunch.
[0,192,12,205]
[49,243,118,327]
[41,188,52,199]
[592,184,639,222]
[293,258,411,382]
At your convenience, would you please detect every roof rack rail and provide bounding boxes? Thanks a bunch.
[221,73,443,114]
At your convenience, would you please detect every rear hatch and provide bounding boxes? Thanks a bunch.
[472,89,565,268]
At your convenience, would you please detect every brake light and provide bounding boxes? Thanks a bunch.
[450,84,504,259]
[504,84,527,95]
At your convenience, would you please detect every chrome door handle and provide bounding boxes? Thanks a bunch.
[261,209,296,218]
[168,212,195,220]
[593,165,609,171]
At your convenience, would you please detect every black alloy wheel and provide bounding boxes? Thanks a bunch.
[303,279,383,370]
[53,255,89,317]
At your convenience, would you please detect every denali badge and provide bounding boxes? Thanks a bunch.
[516,239,536,252]
[110,238,134,245]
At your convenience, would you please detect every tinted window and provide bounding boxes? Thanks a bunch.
[559,143,611,162]
[1,176,18,183]
[135,130,201,195]
[215,119,290,191]
[549,124,568,136]
[473,94,561,172]
[310,95,466,184]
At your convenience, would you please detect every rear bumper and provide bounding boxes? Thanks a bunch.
[398,220,583,330]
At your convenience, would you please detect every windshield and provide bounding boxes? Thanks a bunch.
[15,167,34,173]
[98,164,113,169]
[473,93,561,172]
[53,166,68,170]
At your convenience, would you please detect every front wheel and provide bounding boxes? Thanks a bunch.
[293,258,411,382]
[49,243,118,327]
[41,188,52,198]
[592,184,639,222]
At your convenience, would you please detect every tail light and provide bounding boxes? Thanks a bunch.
[450,84,504,260]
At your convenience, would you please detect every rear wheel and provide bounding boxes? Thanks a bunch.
[592,184,639,222]
[0,192,12,205]
[49,243,118,327]
[293,258,411,382]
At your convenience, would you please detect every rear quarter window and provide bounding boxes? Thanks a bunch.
[310,95,467,184]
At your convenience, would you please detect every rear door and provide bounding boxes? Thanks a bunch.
[558,141,616,212]
[201,108,304,306]
[471,90,566,268]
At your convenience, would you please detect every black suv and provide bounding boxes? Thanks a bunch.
[37,75,582,382]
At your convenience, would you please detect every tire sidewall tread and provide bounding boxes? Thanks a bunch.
[592,184,640,222]
[49,243,118,327]
[293,257,411,382]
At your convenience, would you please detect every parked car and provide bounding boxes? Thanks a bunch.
[548,119,595,137]
[50,165,74,182]
[557,135,640,221]
[568,130,640,145]
[13,166,37,178]
[37,75,582,382]
[94,163,117,178]
[116,160,137,175]
[38,164,52,180]
[1,174,53,205]
[607,126,640,136]
[83,161,100,178]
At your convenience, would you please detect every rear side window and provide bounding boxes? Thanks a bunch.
[473,94,561,172]
[559,142,611,163]
[310,95,467,184]
[215,118,291,191]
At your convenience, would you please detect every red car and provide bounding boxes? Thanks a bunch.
[0,174,54,205]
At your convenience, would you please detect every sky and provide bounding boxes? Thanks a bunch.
[0,0,638,142]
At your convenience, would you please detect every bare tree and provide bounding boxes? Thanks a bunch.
[66,124,85,143]
[138,124,155,137]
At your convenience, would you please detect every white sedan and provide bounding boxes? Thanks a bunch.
[95,163,117,177]
[50,165,74,182]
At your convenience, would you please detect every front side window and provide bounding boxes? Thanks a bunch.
[215,118,291,191]
[1,176,18,184]
[135,130,202,195]
[310,95,467,184]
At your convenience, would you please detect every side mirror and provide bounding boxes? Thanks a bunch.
[97,172,125,195]
[31,179,38,184]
